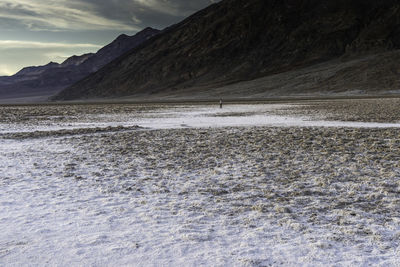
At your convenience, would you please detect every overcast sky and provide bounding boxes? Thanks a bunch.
[0,0,218,76]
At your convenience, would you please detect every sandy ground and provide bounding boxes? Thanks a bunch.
[1,99,400,266]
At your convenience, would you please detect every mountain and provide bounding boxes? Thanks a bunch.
[61,54,94,68]
[0,27,160,102]
[14,62,61,77]
[78,28,160,74]
[54,0,400,101]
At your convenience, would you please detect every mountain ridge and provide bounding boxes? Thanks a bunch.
[0,27,160,101]
[54,0,400,100]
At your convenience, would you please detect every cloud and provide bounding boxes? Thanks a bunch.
[0,40,101,50]
[131,0,186,16]
[99,0,220,31]
[0,0,140,31]
[0,0,219,32]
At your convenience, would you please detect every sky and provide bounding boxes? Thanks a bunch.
[0,0,218,76]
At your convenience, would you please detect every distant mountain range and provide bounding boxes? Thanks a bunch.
[52,0,400,101]
[0,27,159,102]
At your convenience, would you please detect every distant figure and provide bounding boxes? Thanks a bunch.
[219,98,223,109]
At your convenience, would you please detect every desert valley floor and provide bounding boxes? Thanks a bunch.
[1,98,400,266]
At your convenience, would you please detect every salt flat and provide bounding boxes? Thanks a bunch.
[1,100,400,266]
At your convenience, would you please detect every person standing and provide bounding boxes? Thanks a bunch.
[219,98,223,109]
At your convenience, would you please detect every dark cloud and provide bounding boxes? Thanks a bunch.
[0,0,219,32]
[78,0,220,30]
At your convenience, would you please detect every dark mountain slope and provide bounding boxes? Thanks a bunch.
[78,27,160,73]
[54,0,400,100]
[14,62,61,77]
[0,27,159,101]
[61,53,94,68]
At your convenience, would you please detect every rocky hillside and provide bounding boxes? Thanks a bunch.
[77,27,160,74]
[0,27,159,101]
[60,54,94,68]
[53,0,400,100]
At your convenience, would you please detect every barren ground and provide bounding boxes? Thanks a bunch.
[1,99,400,266]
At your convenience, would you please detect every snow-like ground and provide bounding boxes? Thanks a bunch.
[2,103,400,135]
[127,104,400,129]
[1,103,400,266]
